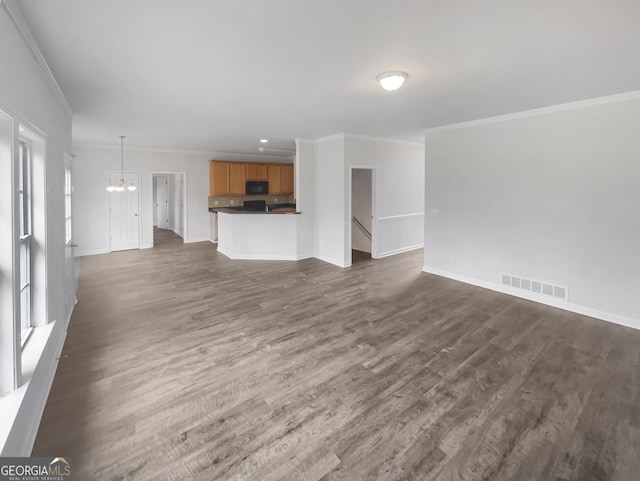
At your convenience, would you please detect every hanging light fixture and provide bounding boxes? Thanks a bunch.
[107,135,136,192]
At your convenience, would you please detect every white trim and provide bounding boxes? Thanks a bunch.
[422,265,640,331]
[424,90,640,135]
[344,132,424,146]
[72,142,291,162]
[217,247,304,261]
[76,248,109,257]
[184,237,210,244]
[378,243,424,258]
[313,133,346,143]
[313,253,348,268]
[378,212,424,221]
[2,0,73,119]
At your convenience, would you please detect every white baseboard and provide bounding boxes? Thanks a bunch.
[377,243,424,259]
[217,247,301,261]
[313,254,347,268]
[423,265,640,331]
[77,249,109,257]
[184,237,210,244]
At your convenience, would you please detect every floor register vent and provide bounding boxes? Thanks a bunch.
[501,274,568,301]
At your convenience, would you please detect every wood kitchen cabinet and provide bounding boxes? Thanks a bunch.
[281,164,294,195]
[210,161,230,196]
[210,160,294,196]
[246,163,267,181]
[267,164,282,194]
[229,162,246,195]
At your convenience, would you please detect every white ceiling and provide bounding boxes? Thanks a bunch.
[16,0,640,158]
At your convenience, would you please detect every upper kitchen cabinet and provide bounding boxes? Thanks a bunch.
[229,162,246,195]
[267,164,282,194]
[210,160,294,196]
[281,164,294,194]
[210,161,230,196]
[246,163,267,181]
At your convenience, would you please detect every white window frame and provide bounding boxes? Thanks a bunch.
[19,140,33,345]
[0,108,20,395]
[64,164,72,245]
[0,114,47,396]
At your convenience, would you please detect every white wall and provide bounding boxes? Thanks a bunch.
[304,133,425,267]
[172,173,184,237]
[351,169,372,253]
[424,93,640,328]
[313,135,347,266]
[0,1,73,454]
[73,145,211,255]
[345,134,424,259]
[295,140,315,259]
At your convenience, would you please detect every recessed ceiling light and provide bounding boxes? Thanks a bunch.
[376,71,408,91]
[260,139,269,143]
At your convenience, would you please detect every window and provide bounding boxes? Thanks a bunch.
[18,140,33,342]
[65,166,72,244]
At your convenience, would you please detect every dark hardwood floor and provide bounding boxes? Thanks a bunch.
[33,237,640,480]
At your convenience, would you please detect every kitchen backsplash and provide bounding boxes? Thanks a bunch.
[208,194,295,208]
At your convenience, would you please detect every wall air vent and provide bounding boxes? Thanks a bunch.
[501,274,568,301]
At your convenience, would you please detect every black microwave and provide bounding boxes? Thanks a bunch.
[246,181,268,195]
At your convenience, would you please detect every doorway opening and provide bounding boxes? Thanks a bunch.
[350,167,376,265]
[152,172,187,247]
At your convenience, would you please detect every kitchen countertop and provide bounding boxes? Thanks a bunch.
[209,207,300,215]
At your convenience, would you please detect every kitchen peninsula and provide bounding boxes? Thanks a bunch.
[215,207,302,260]
[208,159,308,260]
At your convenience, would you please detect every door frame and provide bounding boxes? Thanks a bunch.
[153,175,169,229]
[346,165,378,267]
[150,171,188,246]
[106,170,142,252]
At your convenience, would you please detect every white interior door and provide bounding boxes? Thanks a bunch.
[155,176,168,230]
[110,172,140,251]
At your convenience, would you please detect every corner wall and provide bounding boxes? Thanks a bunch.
[344,134,425,259]
[313,135,347,266]
[424,93,640,328]
[303,133,425,267]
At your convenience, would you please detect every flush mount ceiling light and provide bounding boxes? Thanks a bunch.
[376,71,408,91]
[260,138,269,143]
[107,136,136,192]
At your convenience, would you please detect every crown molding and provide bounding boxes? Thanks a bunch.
[303,132,423,146]
[344,132,424,146]
[72,142,293,162]
[424,90,640,135]
[2,0,73,119]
